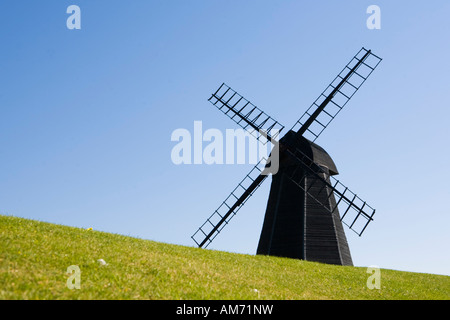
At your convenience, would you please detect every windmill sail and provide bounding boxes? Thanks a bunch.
[283,147,375,236]
[191,158,270,248]
[291,48,382,142]
[209,83,285,144]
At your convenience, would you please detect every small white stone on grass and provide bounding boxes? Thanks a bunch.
[97,259,107,266]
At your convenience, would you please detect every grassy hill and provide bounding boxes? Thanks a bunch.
[0,215,448,300]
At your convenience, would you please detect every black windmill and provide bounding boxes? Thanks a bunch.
[191,48,382,265]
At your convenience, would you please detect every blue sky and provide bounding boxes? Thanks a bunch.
[1,1,449,276]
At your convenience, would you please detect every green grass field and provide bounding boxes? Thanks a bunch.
[0,215,448,300]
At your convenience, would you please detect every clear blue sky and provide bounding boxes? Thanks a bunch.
[1,1,449,276]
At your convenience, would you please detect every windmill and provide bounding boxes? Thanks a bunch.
[191,47,382,265]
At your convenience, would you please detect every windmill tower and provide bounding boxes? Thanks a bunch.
[191,48,382,265]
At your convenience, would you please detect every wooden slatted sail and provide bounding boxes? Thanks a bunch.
[209,83,285,144]
[290,48,382,142]
[191,158,269,248]
[283,147,375,236]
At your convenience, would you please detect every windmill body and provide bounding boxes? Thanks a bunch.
[191,48,382,265]
[256,131,353,265]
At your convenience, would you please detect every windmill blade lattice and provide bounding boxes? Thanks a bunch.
[283,147,375,236]
[291,48,382,142]
[209,83,285,144]
[191,158,270,248]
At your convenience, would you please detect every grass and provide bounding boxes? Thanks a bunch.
[0,214,448,300]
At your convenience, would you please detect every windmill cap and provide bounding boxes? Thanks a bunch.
[280,131,339,176]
